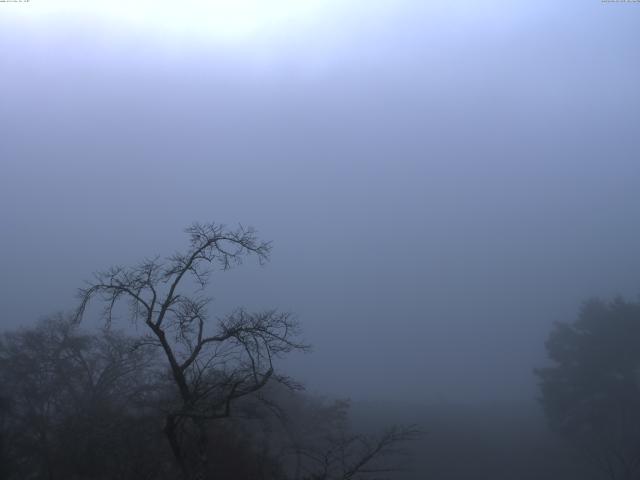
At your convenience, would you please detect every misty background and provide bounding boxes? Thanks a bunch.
[1,0,639,413]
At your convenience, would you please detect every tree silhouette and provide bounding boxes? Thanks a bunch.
[75,222,309,480]
[536,297,640,480]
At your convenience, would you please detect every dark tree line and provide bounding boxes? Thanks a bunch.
[0,223,418,480]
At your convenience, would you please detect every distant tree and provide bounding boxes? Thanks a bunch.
[281,397,420,480]
[535,297,640,480]
[205,384,421,480]
[75,222,310,480]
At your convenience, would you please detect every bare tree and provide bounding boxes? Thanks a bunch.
[278,396,420,480]
[75,222,309,480]
[303,426,420,480]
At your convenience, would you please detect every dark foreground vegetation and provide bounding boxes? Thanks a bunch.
[1,222,639,480]
[0,223,417,480]
[0,315,418,480]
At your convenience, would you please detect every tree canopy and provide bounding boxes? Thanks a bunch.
[536,297,640,480]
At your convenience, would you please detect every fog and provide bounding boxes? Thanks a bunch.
[1,1,640,478]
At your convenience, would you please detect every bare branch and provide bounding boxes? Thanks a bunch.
[73,222,307,478]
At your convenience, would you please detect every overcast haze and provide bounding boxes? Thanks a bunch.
[1,0,639,407]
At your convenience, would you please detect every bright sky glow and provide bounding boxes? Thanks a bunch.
[4,0,348,41]
[1,0,538,48]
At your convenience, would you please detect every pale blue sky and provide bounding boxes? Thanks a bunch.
[1,0,639,404]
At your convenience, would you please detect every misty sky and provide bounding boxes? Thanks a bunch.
[1,0,640,405]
